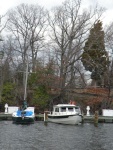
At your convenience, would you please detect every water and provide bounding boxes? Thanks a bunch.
[0,121,113,150]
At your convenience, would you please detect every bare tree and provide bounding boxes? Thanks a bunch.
[0,15,8,35]
[48,0,105,102]
[6,3,48,86]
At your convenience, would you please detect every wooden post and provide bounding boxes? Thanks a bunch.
[44,111,49,122]
[81,113,84,124]
[94,111,98,127]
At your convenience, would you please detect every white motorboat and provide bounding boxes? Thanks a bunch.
[48,104,82,125]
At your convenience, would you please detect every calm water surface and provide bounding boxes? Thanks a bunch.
[0,121,113,150]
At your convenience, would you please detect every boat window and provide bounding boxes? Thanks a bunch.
[75,106,79,109]
[61,107,66,112]
[68,107,74,112]
[75,107,81,113]
[55,108,59,112]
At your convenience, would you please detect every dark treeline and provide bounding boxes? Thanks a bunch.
[0,0,113,113]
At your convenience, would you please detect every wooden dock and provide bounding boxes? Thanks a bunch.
[0,113,44,121]
[0,113,113,123]
[83,115,113,123]
[0,113,12,120]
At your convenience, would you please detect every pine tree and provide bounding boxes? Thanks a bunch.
[81,20,109,86]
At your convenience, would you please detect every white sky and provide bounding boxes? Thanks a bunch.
[0,0,65,14]
[0,0,113,26]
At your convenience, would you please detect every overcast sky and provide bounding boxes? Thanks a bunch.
[0,0,113,26]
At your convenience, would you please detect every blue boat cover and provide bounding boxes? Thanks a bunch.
[16,110,33,117]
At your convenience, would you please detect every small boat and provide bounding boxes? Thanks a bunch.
[12,101,35,124]
[48,104,82,125]
[12,56,35,124]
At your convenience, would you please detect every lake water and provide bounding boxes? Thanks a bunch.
[0,121,113,150]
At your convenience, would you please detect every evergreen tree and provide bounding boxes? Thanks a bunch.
[81,20,109,86]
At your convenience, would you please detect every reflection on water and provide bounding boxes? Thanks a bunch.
[0,121,112,150]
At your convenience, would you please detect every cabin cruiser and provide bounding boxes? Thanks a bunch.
[12,101,35,124]
[48,104,82,125]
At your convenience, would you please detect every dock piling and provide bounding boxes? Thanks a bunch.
[44,111,49,122]
[94,111,98,126]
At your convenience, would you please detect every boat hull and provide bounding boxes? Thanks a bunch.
[12,116,35,124]
[12,107,35,124]
[48,114,82,125]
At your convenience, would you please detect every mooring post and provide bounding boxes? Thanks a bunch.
[44,111,49,123]
[81,112,84,124]
[94,111,98,126]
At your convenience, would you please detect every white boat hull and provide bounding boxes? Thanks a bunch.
[48,114,82,125]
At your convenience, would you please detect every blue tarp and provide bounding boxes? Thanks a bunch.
[25,111,33,116]
[17,110,21,116]
[16,110,33,117]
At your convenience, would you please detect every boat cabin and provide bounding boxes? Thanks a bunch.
[52,104,81,115]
